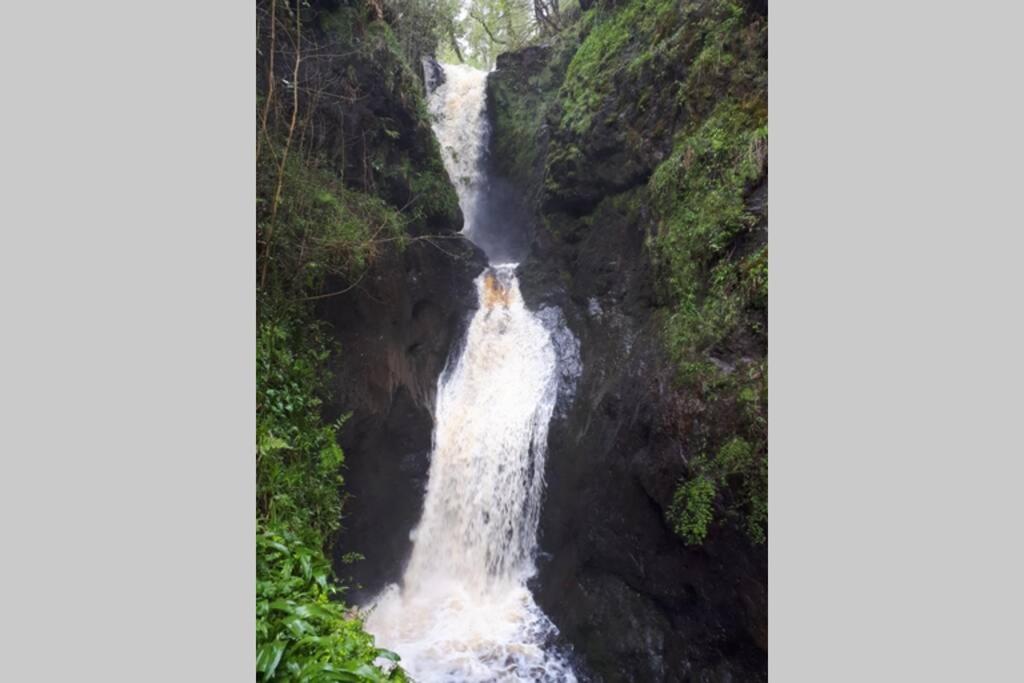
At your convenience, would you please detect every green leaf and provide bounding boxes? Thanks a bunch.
[259,433,292,455]
[268,599,297,614]
[283,616,313,638]
[256,640,286,680]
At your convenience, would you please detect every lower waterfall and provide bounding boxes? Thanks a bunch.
[363,64,579,681]
[366,266,576,681]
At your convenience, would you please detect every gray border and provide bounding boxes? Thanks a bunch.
[770,0,1023,679]
[1,1,255,679]
[3,0,1023,679]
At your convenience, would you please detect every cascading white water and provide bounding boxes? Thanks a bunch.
[426,63,489,246]
[364,64,578,681]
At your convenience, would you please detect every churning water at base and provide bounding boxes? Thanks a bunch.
[363,65,579,681]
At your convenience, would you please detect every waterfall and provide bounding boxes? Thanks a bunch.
[364,64,579,681]
[425,63,489,249]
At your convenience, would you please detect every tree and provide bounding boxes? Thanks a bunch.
[533,0,561,35]
[460,0,535,68]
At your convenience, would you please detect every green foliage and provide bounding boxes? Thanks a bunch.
[460,0,537,68]
[385,0,454,68]
[668,468,717,545]
[640,0,767,392]
[649,100,766,378]
[257,144,406,299]
[258,6,465,301]
[256,313,406,680]
[255,312,406,680]
[257,315,346,546]
[610,1,767,547]
[257,525,407,682]
[668,437,767,545]
[391,153,462,228]
[676,0,767,120]
[559,4,638,134]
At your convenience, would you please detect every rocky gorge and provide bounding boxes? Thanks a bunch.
[256,0,767,680]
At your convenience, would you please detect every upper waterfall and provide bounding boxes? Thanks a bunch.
[425,62,531,263]
[427,64,490,252]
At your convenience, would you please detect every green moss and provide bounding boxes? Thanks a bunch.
[487,31,582,192]
[677,0,767,120]
[558,3,652,135]
[543,142,587,198]
[649,96,766,377]
[539,0,767,546]
[557,0,713,136]
[654,105,769,536]
[407,153,461,226]
[490,75,545,188]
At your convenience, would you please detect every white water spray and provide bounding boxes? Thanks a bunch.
[364,65,578,681]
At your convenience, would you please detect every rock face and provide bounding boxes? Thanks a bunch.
[320,237,485,603]
[487,1,769,679]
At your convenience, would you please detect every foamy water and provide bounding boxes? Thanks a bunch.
[425,63,489,246]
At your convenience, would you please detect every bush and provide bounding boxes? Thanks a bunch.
[668,469,718,545]
[257,526,406,682]
[257,145,406,299]
[256,315,405,680]
[668,437,767,545]
[257,315,347,547]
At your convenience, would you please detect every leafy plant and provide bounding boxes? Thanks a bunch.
[257,526,406,682]
[255,311,408,681]
[257,315,347,547]
[668,437,767,545]
[668,468,718,545]
[257,145,406,299]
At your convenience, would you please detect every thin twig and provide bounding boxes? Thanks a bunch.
[297,269,370,301]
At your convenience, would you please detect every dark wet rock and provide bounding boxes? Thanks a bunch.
[320,236,486,603]
[422,55,445,94]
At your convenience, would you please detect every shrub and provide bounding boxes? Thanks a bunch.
[257,145,406,299]
[669,469,718,545]
[257,526,406,682]
[257,315,347,547]
[668,437,767,545]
